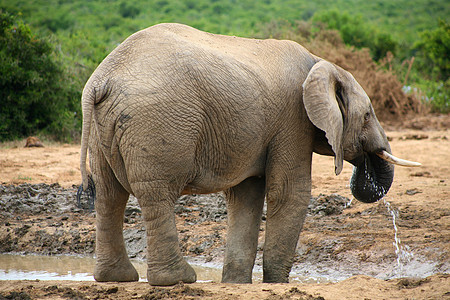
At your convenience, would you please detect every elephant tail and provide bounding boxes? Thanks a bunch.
[80,83,96,191]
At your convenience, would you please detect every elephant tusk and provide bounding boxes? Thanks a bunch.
[377,150,422,167]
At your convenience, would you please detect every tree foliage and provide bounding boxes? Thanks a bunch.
[414,20,449,81]
[0,1,448,142]
[410,20,449,113]
[311,9,397,60]
[0,11,81,142]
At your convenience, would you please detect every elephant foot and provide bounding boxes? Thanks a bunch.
[221,275,252,284]
[262,268,290,283]
[94,258,139,282]
[147,259,196,286]
[262,262,291,283]
[222,262,253,283]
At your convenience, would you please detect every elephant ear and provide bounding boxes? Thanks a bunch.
[303,60,345,175]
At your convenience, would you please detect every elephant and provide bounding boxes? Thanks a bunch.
[79,23,420,285]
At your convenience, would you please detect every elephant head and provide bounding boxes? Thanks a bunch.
[303,61,420,203]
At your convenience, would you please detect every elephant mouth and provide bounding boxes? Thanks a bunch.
[348,150,420,203]
[349,152,394,203]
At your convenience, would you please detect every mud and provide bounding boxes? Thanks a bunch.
[0,182,448,282]
[1,275,449,299]
[0,184,350,263]
[0,128,449,299]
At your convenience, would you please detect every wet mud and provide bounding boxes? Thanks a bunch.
[0,128,449,299]
[1,183,448,281]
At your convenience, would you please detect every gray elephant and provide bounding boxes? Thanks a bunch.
[79,23,419,285]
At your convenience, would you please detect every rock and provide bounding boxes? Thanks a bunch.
[24,136,44,147]
[308,194,350,216]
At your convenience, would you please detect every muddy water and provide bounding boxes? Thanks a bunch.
[0,254,223,282]
[0,254,332,283]
[0,254,96,281]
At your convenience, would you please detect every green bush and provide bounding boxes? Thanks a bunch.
[312,9,397,60]
[0,11,81,142]
[413,79,449,114]
[0,1,447,143]
[413,20,449,81]
[406,20,449,113]
[39,10,74,33]
[119,1,140,19]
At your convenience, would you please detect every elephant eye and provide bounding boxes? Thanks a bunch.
[364,112,370,122]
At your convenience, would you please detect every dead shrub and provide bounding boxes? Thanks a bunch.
[258,23,425,123]
[304,32,425,122]
[24,136,44,148]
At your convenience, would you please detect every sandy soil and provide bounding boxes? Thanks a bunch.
[0,127,449,299]
[0,275,449,300]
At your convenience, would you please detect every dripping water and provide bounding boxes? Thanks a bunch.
[344,196,353,208]
[383,198,414,273]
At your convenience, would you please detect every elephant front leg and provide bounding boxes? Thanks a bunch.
[222,177,265,283]
[263,165,311,283]
[133,181,196,286]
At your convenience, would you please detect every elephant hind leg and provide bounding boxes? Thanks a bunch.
[90,142,139,282]
[222,177,265,283]
[131,180,196,286]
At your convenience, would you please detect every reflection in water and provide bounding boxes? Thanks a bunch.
[0,254,328,283]
[0,254,225,282]
[0,254,96,281]
[1,270,94,281]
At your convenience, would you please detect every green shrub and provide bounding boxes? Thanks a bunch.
[119,1,140,19]
[39,10,74,33]
[413,79,449,113]
[0,11,81,142]
[312,9,397,60]
[413,20,449,81]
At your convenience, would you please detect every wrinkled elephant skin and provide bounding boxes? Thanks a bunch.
[79,23,407,285]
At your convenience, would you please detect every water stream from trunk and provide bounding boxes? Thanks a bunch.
[383,198,415,275]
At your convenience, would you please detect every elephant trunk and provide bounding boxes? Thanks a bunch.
[350,152,394,203]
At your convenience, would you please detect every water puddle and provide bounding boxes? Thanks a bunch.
[0,254,96,281]
[0,254,224,282]
[0,254,333,283]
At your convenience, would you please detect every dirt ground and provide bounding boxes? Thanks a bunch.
[0,120,449,299]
